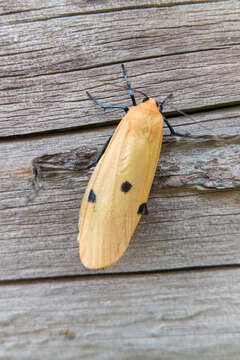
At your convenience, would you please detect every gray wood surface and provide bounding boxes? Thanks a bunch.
[1,268,240,360]
[1,1,240,136]
[1,107,240,280]
[1,0,240,358]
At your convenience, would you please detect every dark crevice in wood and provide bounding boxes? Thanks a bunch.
[0,263,240,286]
[164,99,240,120]
[1,100,240,142]
[0,7,47,17]
[0,46,55,59]
[0,122,114,142]
[12,45,228,80]
[0,1,225,25]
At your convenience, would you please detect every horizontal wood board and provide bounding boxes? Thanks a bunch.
[0,1,240,136]
[1,1,240,358]
[0,107,240,280]
[1,268,240,359]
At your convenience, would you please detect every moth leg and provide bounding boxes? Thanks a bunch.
[87,91,128,113]
[163,116,188,137]
[137,202,148,215]
[158,95,190,137]
[159,94,173,113]
[121,64,136,106]
[85,134,113,168]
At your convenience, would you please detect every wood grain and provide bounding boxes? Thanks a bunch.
[1,1,240,358]
[0,0,223,18]
[1,267,240,359]
[1,107,240,280]
[1,1,240,136]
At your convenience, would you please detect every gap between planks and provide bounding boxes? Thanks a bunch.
[1,263,240,286]
[1,102,240,141]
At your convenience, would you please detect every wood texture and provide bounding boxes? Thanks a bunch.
[1,0,240,358]
[1,268,240,359]
[1,107,240,279]
[1,1,240,136]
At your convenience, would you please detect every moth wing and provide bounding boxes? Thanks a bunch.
[78,108,163,269]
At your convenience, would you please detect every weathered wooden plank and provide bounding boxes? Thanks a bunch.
[1,1,239,357]
[1,1,240,136]
[1,107,240,280]
[1,1,238,73]
[0,0,222,19]
[1,267,240,359]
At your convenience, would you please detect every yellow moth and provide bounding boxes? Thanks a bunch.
[77,64,183,269]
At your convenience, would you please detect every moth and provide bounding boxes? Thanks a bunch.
[77,64,184,269]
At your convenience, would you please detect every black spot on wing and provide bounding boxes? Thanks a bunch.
[137,203,148,215]
[121,181,132,193]
[88,189,96,203]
